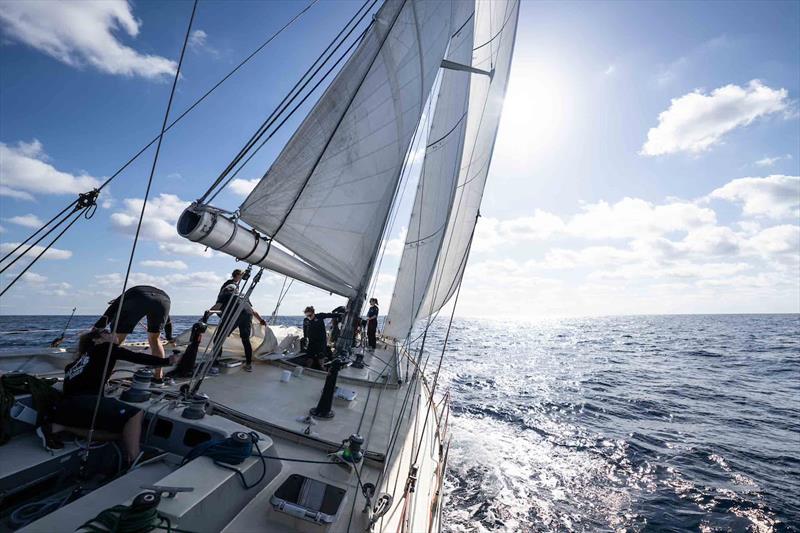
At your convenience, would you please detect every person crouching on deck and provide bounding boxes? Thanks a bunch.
[92,285,174,383]
[42,330,176,464]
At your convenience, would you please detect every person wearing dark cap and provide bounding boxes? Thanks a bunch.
[365,298,379,351]
[301,306,342,370]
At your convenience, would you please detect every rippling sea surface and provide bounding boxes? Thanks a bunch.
[1,314,799,532]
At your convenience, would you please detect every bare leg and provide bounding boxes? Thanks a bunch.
[122,411,144,463]
[148,332,166,379]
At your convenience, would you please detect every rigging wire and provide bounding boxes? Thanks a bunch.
[0,198,78,266]
[200,0,378,203]
[85,0,198,454]
[0,0,320,274]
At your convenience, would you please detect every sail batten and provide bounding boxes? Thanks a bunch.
[239,0,453,290]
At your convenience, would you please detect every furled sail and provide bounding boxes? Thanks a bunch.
[388,0,520,338]
[383,2,476,340]
[238,0,453,291]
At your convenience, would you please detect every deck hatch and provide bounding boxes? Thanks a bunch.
[270,474,346,524]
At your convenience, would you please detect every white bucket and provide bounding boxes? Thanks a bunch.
[281,370,292,383]
[10,401,38,426]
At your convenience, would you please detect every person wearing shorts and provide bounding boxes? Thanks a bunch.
[45,330,175,463]
[94,285,173,380]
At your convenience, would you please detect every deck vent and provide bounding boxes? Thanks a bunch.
[270,474,346,524]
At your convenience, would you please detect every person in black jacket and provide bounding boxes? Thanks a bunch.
[45,330,176,462]
[205,282,266,372]
[365,298,379,351]
[301,306,342,370]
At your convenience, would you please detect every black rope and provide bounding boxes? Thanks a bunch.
[206,21,371,204]
[0,208,86,297]
[0,198,77,265]
[200,0,378,203]
[86,0,198,452]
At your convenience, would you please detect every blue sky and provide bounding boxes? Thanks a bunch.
[1,0,798,318]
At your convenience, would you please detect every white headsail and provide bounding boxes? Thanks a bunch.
[383,2,476,339]
[238,0,454,292]
[385,0,520,339]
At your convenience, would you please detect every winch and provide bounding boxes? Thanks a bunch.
[121,368,154,403]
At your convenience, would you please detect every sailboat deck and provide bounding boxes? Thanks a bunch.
[189,346,402,454]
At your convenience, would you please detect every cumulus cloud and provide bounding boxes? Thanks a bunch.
[109,193,215,257]
[0,242,73,260]
[0,140,103,199]
[140,259,188,270]
[641,80,790,156]
[708,175,799,219]
[0,0,176,79]
[228,178,259,197]
[5,214,44,228]
[383,227,408,257]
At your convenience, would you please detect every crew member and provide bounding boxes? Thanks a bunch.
[43,330,176,463]
[206,283,266,372]
[93,285,173,381]
[330,305,346,344]
[365,298,379,351]
[218,269,244,298]
[301,306,342,370]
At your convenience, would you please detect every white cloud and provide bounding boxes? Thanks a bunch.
[641,80,790,156]
[0,140,103,199]
[0,242,73,260]
[0,186,35,201]
[755,154,792,167]
[475,210,565,251]
[5,214,44,228]
[603,64,616,76]
[745,225,799,256]
[0,0,176,79]
[95,271,223,289]
[22,272,48,284]
[140,259,188,270]
[228,178,259,197]
[0,225,5,233]
[109,193,215,258]
[188,29,217,56]
[708,175,799,219]
[383,227,407,257]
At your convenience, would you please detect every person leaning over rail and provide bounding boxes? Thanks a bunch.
[40,330,177,465]
[204,282,266,373]
[92,285,174,383]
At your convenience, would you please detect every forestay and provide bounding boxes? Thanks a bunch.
[383,2,475,340]
[239,0,453,290]
[386,0,520,339]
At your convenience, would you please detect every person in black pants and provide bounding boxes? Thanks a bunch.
[93,285,174,381]
[301,306,342,370]
[206,283,266,372]
[365,298,379,351]
[43,330,176,462]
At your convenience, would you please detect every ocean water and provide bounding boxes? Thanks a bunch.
[1,314,798,532]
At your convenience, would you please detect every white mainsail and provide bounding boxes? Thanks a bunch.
[385,0,520,339]
[239,0,454,291]
[383,2,476,339]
